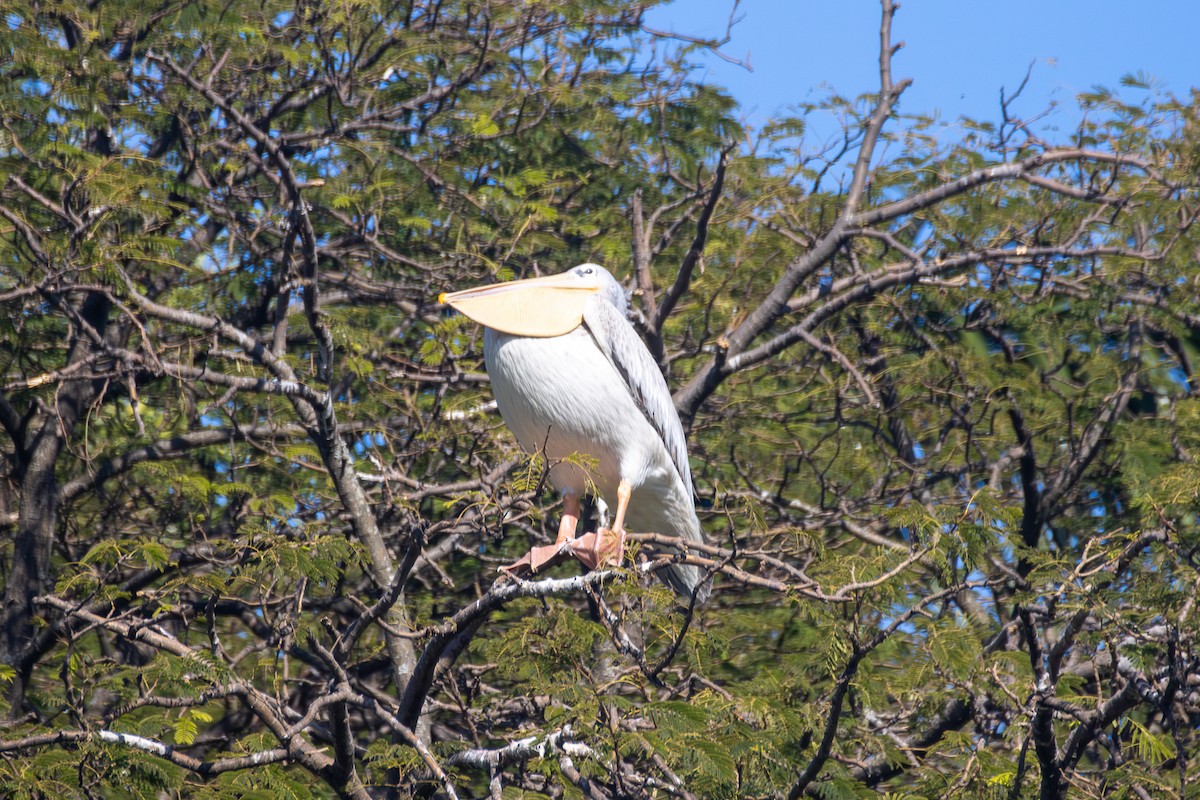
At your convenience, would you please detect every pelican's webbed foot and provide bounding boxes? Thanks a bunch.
[562,527,626,571]
[498,528,627,578]
[499,541,576,577]
[499,481,631,578]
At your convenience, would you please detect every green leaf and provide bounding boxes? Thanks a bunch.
[173,712,198,746]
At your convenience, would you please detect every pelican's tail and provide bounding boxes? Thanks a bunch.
[652,505,711,604]
[657,560,711,605]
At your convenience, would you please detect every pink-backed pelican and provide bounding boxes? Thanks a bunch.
[441,264,709,601]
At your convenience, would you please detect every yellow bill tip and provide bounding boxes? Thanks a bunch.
[437,292,448,304]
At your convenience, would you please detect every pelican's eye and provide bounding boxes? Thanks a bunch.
[580,266,594,275]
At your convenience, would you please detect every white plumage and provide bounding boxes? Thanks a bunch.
[443,264,708,601]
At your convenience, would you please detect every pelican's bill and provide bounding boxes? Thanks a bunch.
[440,273,599,337]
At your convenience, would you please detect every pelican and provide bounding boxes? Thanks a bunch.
[440,264,709,601]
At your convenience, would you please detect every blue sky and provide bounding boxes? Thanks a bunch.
[645,1,1197,138]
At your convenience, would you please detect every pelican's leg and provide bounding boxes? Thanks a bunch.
[599,479,631,565]
[556,492,581,545]
[611,479,630,533]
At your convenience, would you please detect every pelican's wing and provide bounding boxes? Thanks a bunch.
[582,298,695,499]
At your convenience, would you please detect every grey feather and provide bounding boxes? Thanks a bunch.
[581,297,695,501]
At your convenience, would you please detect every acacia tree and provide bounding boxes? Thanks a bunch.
[2,0,1200,798]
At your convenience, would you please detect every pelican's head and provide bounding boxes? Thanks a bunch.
[439,264,625,337]
[564,263,627,312]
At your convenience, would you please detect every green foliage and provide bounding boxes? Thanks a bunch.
[1,0,1200,798]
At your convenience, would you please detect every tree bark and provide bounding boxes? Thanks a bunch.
[3,291,110,710]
